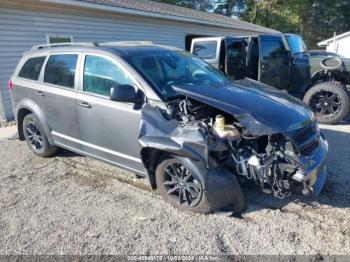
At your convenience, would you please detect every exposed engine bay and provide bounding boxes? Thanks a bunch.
[140,96,327,200]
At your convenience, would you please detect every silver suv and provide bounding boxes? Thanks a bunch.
[10,42,328,214]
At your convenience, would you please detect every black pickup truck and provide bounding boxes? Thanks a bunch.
[190,34,350,124]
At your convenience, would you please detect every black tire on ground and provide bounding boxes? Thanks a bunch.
[156,158,211,213]
[155,157,246,214]
[22,113,57,157]
[303,82,350,125]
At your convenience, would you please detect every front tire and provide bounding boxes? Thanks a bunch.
[303,82,350,124]
[23,114,57,157]
[155,157,246,214]
[156,158,211,213]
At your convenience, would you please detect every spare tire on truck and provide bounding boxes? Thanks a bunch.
[303,82,350,125]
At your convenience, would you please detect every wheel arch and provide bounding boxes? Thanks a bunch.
[140,145,211,190]
[140,147,172,189]
[311,69,348,87]
[140,147,246,213]
[16,99,54,145]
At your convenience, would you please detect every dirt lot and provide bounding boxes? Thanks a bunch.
[0,124,349,255]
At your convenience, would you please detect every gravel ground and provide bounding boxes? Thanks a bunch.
[0,125,349,255]
[0,120,16,128]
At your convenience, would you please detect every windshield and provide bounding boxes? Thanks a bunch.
[285,35,308,55]
[126,50,229,100]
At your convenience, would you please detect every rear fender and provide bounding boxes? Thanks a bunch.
[16,99,54,145]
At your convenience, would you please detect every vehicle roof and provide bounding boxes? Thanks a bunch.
[23,43,182,58]
[192,33,301,40]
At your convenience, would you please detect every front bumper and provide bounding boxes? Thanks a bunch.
[291,133,328,196]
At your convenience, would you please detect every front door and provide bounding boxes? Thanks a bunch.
[259,35,290,90]
[76,53,144,173]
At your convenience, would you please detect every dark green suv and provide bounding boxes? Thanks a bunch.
[191,34,350,124]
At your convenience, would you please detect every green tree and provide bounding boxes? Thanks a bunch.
[238,0,300,32]
[154,0,350,49]
[298,0,350,48]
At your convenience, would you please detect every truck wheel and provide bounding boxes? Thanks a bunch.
[23,113,57,157]
[303,82,350,125]
[155,157,246,214]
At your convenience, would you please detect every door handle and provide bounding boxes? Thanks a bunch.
[37,91,44,97]
[79,102,92,108]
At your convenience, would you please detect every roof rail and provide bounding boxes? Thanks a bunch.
[31,42,99,51]
[100,41,154,46]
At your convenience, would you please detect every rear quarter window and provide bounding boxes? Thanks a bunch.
[18,57,46,80]
[44,54,78,88]
[192,41,217,59]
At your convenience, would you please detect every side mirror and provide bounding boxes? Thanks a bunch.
[110,85,143,103]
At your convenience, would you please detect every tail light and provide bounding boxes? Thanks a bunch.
[8,80,13,94]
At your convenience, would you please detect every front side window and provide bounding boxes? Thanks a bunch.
[44,54,78,88]
[83,55,134,96]
[192,41,218,59]
[261,39,285,60]
[126,50,228,100]
[18,57,46,80]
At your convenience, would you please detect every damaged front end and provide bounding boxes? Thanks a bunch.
[139,80,328,205]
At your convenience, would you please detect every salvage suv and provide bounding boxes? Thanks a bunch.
[10,42,328,214]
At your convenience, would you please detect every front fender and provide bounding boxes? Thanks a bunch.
[16,99,54,145]
[138,104,209,163]
[175,156,244,212]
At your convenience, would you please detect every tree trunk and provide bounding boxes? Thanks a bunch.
[226,0,235,17]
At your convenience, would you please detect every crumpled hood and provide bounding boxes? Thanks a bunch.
[172,78,314,135]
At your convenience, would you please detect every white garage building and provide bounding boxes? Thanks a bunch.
[317,31,350,59]
[0,0,278,120]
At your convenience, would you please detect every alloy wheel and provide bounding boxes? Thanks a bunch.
[163,161,203,207]
[25,121,43,151]
[311,90,342,117]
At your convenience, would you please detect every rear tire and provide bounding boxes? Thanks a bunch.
[303,82,350,125]
[23,114,57,157]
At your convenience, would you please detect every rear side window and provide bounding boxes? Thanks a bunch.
[18,57,46,80]
[192,41,217,59]
[227,40,244,59]
[44,54,78,88]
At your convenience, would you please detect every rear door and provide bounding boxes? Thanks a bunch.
[258,35,290,90]
[76,52,144,173]
[225,37,247,80]
[34,53,82,150]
